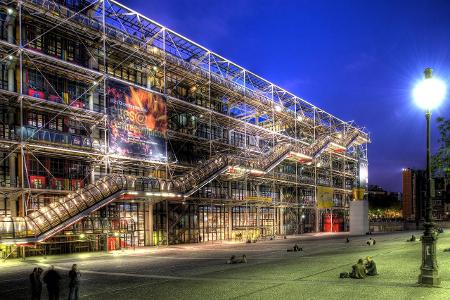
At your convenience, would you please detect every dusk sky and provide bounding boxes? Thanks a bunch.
[123,0,450,192]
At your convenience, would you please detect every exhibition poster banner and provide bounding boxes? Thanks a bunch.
[107,80,167,161]
[317,186,334,208]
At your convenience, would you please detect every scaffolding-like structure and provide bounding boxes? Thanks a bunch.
[0,0,369,255]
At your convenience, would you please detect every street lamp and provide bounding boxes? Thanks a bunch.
[413,68,446,286]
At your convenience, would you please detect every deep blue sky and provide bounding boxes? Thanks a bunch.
[122,0,450,192]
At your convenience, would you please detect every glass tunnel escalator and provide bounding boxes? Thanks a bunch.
[0,175,130,244]
[0,135,353,244]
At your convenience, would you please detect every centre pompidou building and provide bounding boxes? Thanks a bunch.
[0,0,369,257]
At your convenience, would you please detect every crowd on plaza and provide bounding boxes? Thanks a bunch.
[30,264,81,300]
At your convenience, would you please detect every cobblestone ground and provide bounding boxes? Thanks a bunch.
[1,231,449,299]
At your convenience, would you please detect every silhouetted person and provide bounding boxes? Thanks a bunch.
[346,237,350,243]
[407,235,416,242]
[68,264,81,300]
[43,265,61,300]
[30,267,43,300]
[364,256,378,276]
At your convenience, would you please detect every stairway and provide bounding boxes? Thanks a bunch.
[0,136,350,244]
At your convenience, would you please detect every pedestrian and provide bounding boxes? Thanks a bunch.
[43,265,61,300]
[68,264,81,300]
[30,267,43,300]
[346,237,350,243]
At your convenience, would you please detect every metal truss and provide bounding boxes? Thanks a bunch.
[0,0,370,234]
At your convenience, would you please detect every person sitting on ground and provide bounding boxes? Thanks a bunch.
[407,234,416,242]
[437,227,444,234]
[293,244,302,252]
[349,259,366,279]
[366,237,376,246]
[227,255,237,264]
[287,244,303,252]
[364,256,378,276]
[227,254,247,264]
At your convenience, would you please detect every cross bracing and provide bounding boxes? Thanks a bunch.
[0,0,369,247]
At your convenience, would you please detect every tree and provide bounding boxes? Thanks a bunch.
[431,117,450,177]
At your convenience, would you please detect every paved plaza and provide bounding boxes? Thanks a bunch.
[1,231,450,299]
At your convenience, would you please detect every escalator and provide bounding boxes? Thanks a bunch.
[0,175,130,243]
[0,136,348,244]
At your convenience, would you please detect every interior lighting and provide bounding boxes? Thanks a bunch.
[7,8,13,15]
[275,105,282,112]
[297,115,303,122]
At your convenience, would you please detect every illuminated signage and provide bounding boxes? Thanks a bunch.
[107,80,167,161]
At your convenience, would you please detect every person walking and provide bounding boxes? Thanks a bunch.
[30,267,43,300]
[68,264,81,300]
[43,265,61,300]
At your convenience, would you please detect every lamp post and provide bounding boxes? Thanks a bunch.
[413,67,446,286]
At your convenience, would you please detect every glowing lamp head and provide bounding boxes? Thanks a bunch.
[275,105,282,112]
[413,68,446,110]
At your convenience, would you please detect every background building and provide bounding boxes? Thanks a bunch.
[0,0,369,256]
[402,168,449,223]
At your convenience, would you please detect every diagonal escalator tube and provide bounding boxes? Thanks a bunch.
[0,137,347,243]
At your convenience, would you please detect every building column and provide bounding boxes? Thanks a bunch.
[6,8,16,44]
[255,206,260,232]
[227,205,232,240]
[9,195,18,217]
[146,73,152,90]
[7,60,16,92]
[280,207,285,236]
[90,165,96,184]
[88,93,94,111]
[144,203,154,246]
[9,153,17,188]
[315,207,320,232]
[88,48,98,111]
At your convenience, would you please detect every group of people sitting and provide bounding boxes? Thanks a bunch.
[340,256,378,279]
[287,244,303,252]
[226,255,247,264]
[366,238,376,246]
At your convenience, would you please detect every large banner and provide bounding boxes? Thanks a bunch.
[107,80,167,161]
[358,161,368,189]
[317,186,334,208]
